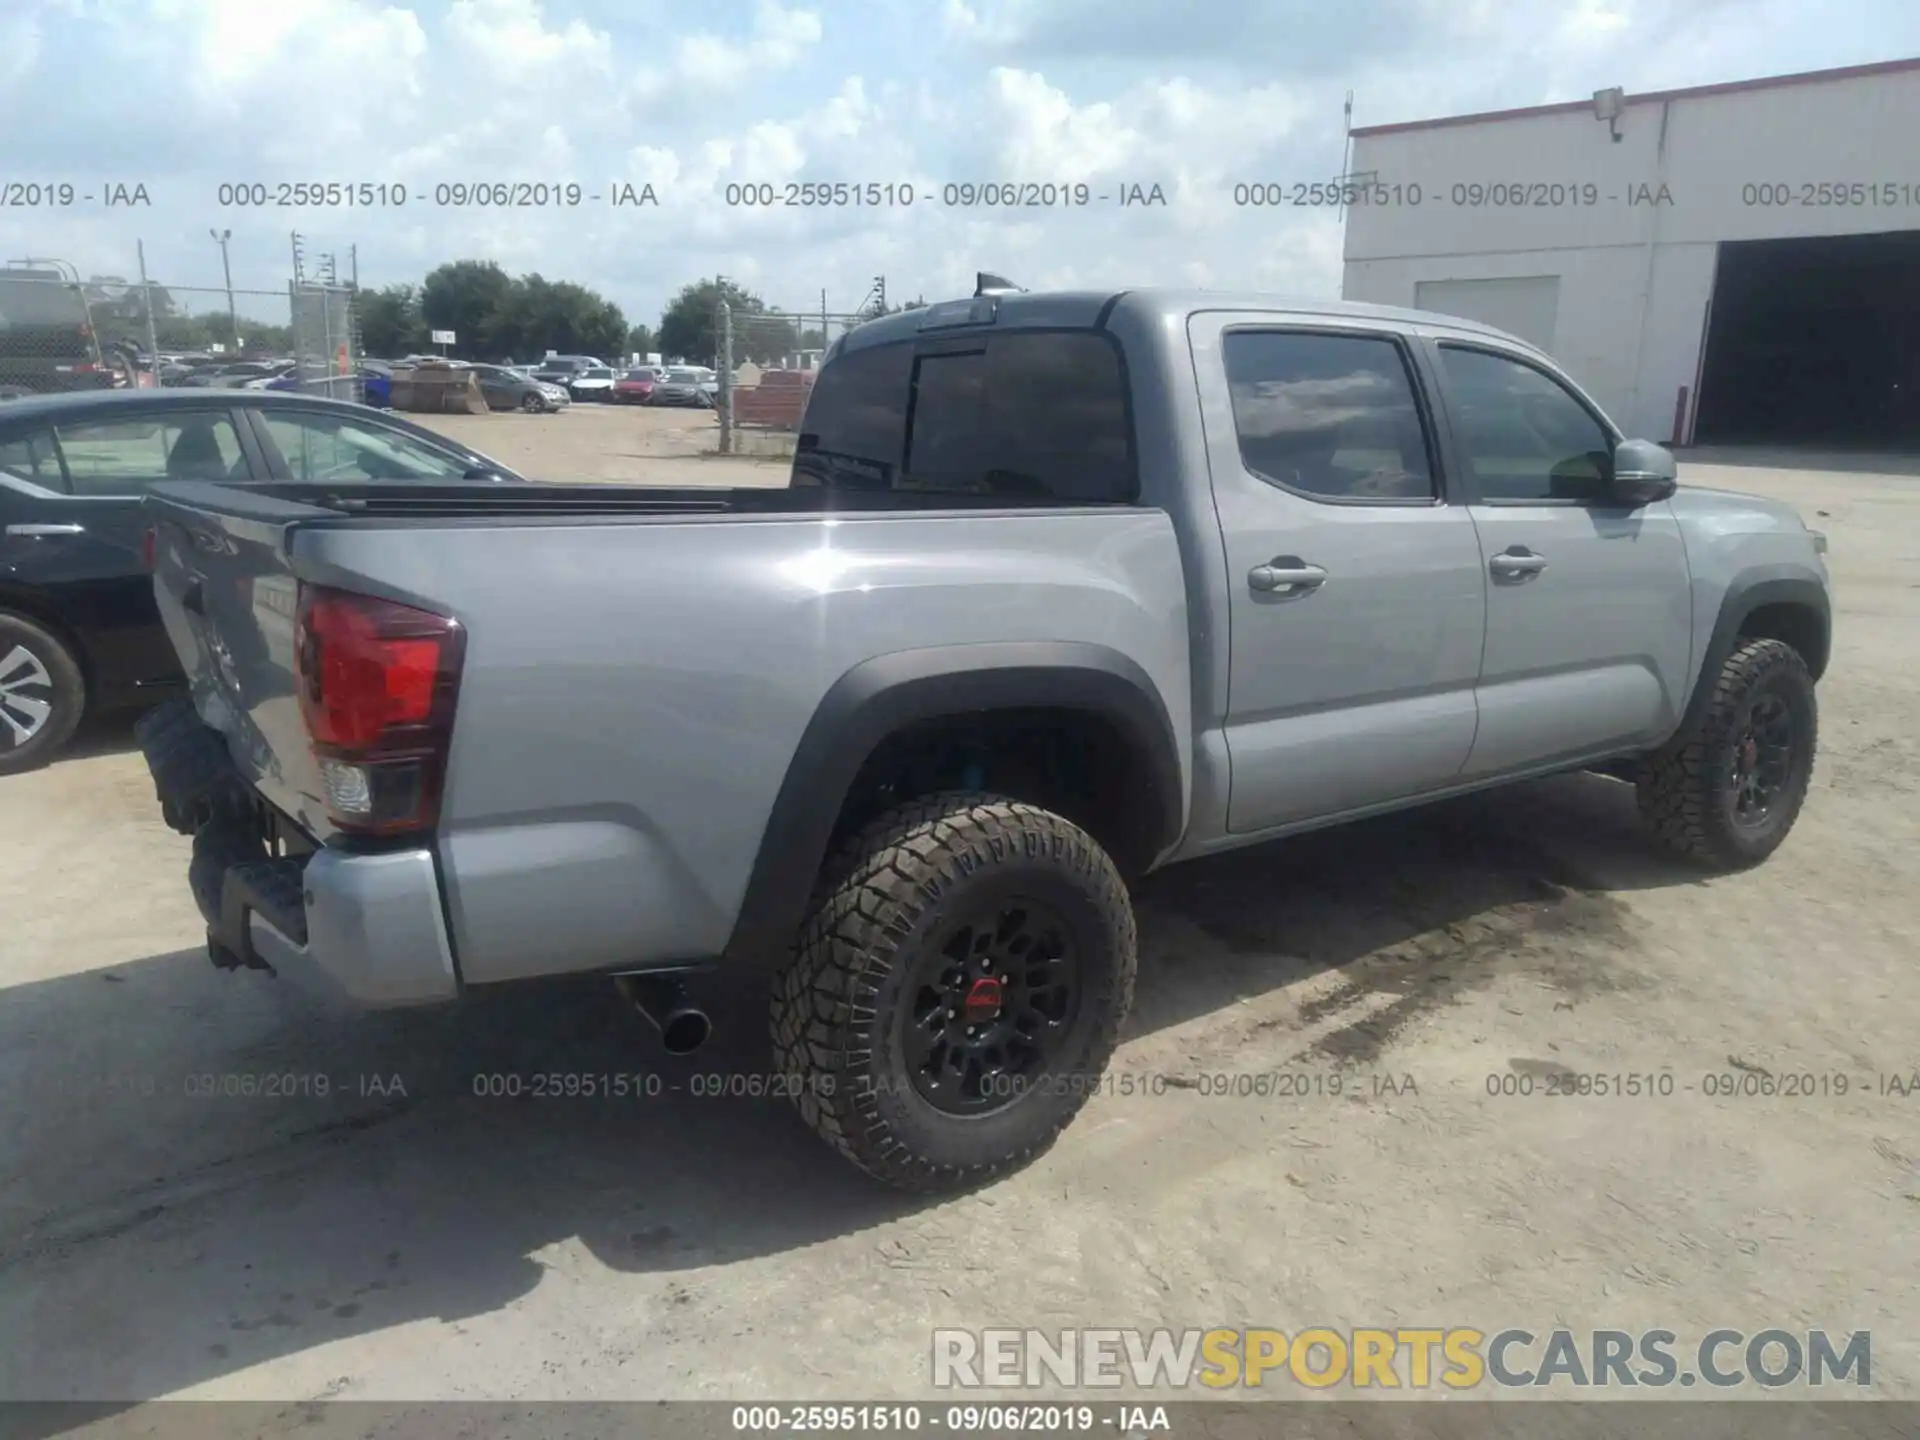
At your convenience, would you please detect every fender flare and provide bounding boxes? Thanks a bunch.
[1676,571,1830,741]
[723,641,1185,970]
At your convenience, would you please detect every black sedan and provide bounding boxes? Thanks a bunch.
[0,390,527,773]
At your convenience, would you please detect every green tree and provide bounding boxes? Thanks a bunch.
[354,283,427,359]
[421,259,514,358]
[626,323,654,357]
[490,275,626,363]
[657,278,769,367]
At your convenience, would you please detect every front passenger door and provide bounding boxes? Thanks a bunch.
[1431,342,1692,777]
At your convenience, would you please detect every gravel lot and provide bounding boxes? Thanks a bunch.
[1,450,1916,1415]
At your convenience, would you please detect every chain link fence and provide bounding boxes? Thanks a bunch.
[714,302,874,456]
[1,251,359,402]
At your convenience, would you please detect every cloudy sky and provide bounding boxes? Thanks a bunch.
[4,0,1917,332]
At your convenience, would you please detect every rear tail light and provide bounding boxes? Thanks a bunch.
[141,525,157,572]
[293,583,465,837]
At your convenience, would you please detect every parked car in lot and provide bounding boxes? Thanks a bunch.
[529,355,605,388]
[178,361,280,389]
[468,364,569,413]
[649,366,716,407]
[611,367,659,404]
[567,365,620,402]
[358,361,394,409]
[0,390,529,772]
[0,268,114,400]
[131,284,1831,1191]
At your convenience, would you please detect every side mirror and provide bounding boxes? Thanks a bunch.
[1610,438,1677,506]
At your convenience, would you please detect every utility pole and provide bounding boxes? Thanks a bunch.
[136,239,160,384]
[349,243,358,290]
[291,231,305,284]
[210,228,238,352]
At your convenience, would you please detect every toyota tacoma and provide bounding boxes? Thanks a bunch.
[135,283,1831,1191]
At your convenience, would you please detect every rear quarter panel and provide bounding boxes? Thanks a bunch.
[291,508,1191,985]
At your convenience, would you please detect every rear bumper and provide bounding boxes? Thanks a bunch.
[239,844,460,1008]
[137,698,460,1009]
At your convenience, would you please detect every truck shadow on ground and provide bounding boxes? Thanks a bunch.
[0,771,1702,1413]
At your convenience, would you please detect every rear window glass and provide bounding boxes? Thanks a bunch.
[794,331,1135,503]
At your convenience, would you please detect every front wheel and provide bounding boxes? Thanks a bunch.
[0,613,86,775]
[771,793,1136,1192]
[1637,637,1817,869]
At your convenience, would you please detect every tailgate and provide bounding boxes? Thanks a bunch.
[146,482,334,837]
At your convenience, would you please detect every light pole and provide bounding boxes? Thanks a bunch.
[209,228,238,353]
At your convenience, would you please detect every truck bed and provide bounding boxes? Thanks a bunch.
[144,478,1192,991]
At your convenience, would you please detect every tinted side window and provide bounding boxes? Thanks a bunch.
[1222,331,1436,501]
[1437,346,1613,502]
[0,427,66,491]
[794,332,1135,501]
[55,412,245,496]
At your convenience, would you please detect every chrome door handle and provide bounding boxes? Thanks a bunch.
[5,522,86,537]
[1489,548,1547,581]
[1248,558,1327,596]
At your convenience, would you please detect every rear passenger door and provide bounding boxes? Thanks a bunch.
[1426,341,1692,775]
[0,405,257,702]
[1190,317,1488,832]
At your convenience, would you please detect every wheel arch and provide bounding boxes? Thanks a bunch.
[724,641,1187,971]
[1678,573,1829,742]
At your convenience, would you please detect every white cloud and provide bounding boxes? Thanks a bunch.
[446,0,614,82]
[633,0,823,103]
[0,14,45,88]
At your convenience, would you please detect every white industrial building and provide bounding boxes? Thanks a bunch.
[1341,58,1920,449]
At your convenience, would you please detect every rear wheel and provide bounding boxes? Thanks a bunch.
[0,613,86,775]
[1637,637,1817,869]
[771,792,1136,1192]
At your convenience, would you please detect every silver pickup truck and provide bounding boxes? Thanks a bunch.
[136,284,1831,1191]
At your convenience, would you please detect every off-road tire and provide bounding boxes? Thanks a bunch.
[770,792,1136,1193]
[0,612,86,775]
[1637,637,1817,870]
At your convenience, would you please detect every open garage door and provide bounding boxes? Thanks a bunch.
[1694,230,1920,448]
[1413,276,1560,353]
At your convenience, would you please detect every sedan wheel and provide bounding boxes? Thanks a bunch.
[0,615,87,774]
[520,391,544,413]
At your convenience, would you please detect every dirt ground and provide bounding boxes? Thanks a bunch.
[0,451,1916,1417]
[409,401,792,487]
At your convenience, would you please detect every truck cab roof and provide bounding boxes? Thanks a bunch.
[837,287,1541,357]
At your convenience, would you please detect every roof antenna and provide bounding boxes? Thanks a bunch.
[975,272,1023,297]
